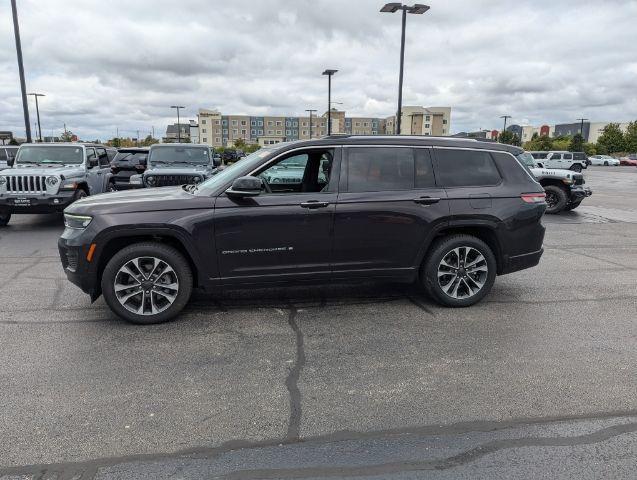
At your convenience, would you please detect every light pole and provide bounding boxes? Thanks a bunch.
[28,93,45,142]
[305,109,317,139]
[576,118,588,139]
[380,3,430,135]
[322,69,338,135]
[500,115,511,141]
[170,106,185,142]
[11,0,32,143]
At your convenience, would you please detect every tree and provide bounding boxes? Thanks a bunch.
[60,130,74,142]
[568,133,584,152]
[141,135,159,147]
[623,121,637,153]
[9,138,19,146]
[596,123,625,154]
[498,130,515,145]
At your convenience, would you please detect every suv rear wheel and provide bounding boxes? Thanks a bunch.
[101,242,193,324]
[570,164,582,172]
[0,212,10,227]
[421,235,497,307]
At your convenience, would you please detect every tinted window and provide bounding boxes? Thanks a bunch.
[86,148,96,160]
[113,151,148,165]
[347,148,414,192]
[150,146,210,165]
[435,149,501,187]
[564,153,572,160]
[415,149,435,188]
[0,149,6,161]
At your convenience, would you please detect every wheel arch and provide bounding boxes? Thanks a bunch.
[92,227,201,300]
[418,222,505,275]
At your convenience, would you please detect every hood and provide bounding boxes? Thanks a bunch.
[530,167,581,178]
[3,165,85,178]
[64,186,213,215]
[145,165,211,176]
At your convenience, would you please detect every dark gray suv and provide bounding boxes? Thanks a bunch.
[59,136,547,324]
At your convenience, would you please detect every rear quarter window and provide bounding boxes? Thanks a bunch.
[434,149,501,187]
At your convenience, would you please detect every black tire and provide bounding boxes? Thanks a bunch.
[101,242,193,324]
[73,189,88,202]
[570,164,582,172]
[107,180,117,192]
[543,185,568,214]
[565,201,582,211]
[0,212,10,227]
[604,161,609,166]
[421,235,497,308]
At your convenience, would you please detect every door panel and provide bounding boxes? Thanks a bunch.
[332,146,449,277]
[213,147,340,284]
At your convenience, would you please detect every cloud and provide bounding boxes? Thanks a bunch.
[0,0,636,140]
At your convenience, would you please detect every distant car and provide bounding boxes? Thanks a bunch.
[221,149,239,163]
[528,151,587,172]
[619,154,637,166]
[109,148,149,190]
[0,146,19,170]
[589,155,620,166]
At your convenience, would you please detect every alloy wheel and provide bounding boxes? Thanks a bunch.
[545,191,558,208]
[114,256,179,315]
[437,246,489,299]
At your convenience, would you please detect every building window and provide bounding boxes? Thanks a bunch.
[276,121,282,126]
[215,137,220,143]
[425,116,430,121]
[364,122,369,127]
[223,129,228,134]
[258,121,263,126]
[268,130,273,135]
[251,129,256,135]
[251,121,256,126]
[241,129,246,135]
[286,130,291,135]
[233,129,238,135]
[202,137,207,142]
[293,122,298,127]
[443,129,446,134]
[443,119,448,124]
[215,120,220,125]
[276,130,282,135]
[201,128,206,133]
[241,120,247,126]
[268,121,273,126]
[201,119,206,124]
[355,122,360,127]
[259,129,263,135]
[302,130,307,135]
[222,120,227,126]
[286,121,291,127]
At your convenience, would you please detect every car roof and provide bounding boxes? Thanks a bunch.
[150,143,207,148]
[274,135,524,154]
[116,147,149,152]
[18,143,100,148]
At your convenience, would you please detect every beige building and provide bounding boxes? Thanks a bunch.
[197,109,223,147]
[388,106,451,136]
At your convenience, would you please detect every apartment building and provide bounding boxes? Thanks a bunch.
[195,106,452,147]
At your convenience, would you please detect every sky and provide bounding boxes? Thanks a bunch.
[1,0,636,141]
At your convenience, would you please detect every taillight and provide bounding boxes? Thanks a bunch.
[521,193,546,204]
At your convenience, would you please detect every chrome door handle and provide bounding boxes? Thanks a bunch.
[300,200,330,209]
[413,197,440,205]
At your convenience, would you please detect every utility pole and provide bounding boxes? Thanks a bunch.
[305,109,317,139]
[136,129,140,147]
[28,93,45,142]
[11,0,31,143]
[576,118,588,139]
[500,115,512,141]
[171,106,185,142]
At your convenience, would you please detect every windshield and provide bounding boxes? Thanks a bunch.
[16,146,84,165]
[516,152,536,167]
[149,146,210,165]
[194,148,274,195]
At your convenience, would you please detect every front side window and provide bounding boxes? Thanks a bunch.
[257,149,333,194]
[434,149,501,187]
[347,147,414,192]
[86,148,96,161]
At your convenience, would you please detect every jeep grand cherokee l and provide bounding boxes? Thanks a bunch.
[58,136,546,324]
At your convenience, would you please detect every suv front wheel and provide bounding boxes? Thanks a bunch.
[101,242,193,324]
[422,235,497,307]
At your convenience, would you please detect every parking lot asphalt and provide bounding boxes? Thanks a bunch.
[0,166,636,479]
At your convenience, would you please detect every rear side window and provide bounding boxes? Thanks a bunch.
[347,147,414,192]
[434,149,501,187]
[564,153,572,160]
[0,149,6,161]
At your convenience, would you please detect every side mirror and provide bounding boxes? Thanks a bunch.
[88,158,98,168]
[213,157,222,167]
[7,157,15,168]
[226,176,263,198]
[536,162,544,168]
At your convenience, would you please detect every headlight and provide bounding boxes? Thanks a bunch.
[64,213,93,230]
[0,176,6,186]
[60,181,78,190]
[46,176,59,187]
[146,176,156,186]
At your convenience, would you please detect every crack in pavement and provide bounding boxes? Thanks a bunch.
[0,257,45,290]
[2,411,637,479]
[285,306,305,442]
[220,420,637,479]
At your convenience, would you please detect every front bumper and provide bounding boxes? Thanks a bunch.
[569,186,592,203]
[58,233,99,300]
[0,190,76,214]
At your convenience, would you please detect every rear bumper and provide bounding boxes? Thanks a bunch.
[0,190,76,214]
[501,248,544,275]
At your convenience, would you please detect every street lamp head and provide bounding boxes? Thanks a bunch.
[170,105,185,109]
[28,92,45,97]
[380,2,402,12]
[408,4,430,14]
[322,69,338,76]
